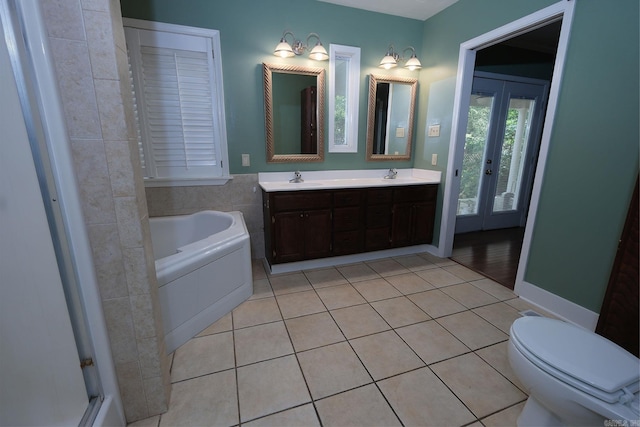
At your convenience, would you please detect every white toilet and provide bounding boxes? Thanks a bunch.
[508,316,640,426]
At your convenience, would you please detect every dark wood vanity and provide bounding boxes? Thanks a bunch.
[263,184,438,266]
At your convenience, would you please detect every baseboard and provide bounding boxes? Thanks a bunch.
[266,244,439,275]
[515,280,600,331]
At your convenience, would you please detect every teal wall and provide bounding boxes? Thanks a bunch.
[119,0,423,173]
[121,0,640,314]
[415,0,639,312]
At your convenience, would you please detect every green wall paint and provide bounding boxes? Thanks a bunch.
[415,0,638,312]
[121,0,639,314]
[525,0,639,311]
[119,0,423,173]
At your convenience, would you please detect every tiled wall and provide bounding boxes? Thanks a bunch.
[41,0,170,422]
[145,174,266,259]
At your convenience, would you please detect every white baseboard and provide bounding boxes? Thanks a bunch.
[515,280,600,331]
[266,244,439,275]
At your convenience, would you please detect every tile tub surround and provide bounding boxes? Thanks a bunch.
[130,254,542,427]
[145,174,265,259]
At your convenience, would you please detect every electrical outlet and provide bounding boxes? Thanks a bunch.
[431,153,438,166]
[241,154,250,167]
[428,124,440,137]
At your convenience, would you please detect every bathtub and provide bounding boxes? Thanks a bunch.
[149,211,253,353]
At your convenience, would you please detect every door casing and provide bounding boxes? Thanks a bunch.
[438,1,576,295]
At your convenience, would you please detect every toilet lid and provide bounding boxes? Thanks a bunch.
[511,317,640,394]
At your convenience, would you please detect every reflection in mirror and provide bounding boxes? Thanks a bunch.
[263,62,325,163]
[366,74,417,161]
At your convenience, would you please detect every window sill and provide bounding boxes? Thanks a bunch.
[143,176,232,188]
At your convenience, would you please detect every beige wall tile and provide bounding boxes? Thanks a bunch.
[83,9,119,79]
[94,79,129,141]
[136,336,161,380]
[103,297,138,364]
[114,196,144,248]
[49,38,102,139]
[69,139,117,224]
[104,140,136,197]
[142,375,169,415]
[122,247,149,296]
[41,0,86,41]
[86,223,127,299]
[130,293,156,339]
[116,361,149,421]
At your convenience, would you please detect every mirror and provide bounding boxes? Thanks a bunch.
[263,62,325,162]
[366,74,418,161]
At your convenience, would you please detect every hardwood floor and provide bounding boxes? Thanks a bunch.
[450,227,525,290]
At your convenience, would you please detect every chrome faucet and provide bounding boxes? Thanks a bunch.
[383,168,398,179]
[289,171,304,183]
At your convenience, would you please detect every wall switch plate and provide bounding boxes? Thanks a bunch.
[431,153,438,165]
[241,154,250,167]
[395,127,405,138]
[428,124,440,137]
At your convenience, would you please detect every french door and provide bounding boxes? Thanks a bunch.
[456,73,548,234]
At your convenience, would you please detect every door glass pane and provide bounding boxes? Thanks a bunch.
[457,93,494,216]
[492,97,535,213]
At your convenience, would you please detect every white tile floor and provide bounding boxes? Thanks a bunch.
[130,252,545,427]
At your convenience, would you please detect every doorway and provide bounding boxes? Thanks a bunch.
[446,14,566,288]
[455,74,549,234]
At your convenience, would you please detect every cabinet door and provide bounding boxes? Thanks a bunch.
[391,203,413,247]
[412,202,435,244]
[273,211,305,263]
[304,209,332,259]
[391,202,436,246]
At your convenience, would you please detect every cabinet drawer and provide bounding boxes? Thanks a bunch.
[367,188,392,205]
[333,190,363,207]
[393,185,437,203]
[271,191,332,212]
[366,205,391,228]
[334,207,361,231]
[333,230,362,255]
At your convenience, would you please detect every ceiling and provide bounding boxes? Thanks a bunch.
[316,0,459,21]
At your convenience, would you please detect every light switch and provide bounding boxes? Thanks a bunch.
[241,154,250,167]
[395,127,405,138]
[428,124,440,137]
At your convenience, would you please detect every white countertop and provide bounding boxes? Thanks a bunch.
[258,168,441,192]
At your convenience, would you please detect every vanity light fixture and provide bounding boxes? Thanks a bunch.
[379,45,422,71]
[274,31,329,61]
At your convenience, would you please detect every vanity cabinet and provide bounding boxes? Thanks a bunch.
[391,185,437,247]
[264,191,332,264]
[263,184,437,265]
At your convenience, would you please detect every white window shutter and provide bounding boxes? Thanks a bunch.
[126,24,226,181]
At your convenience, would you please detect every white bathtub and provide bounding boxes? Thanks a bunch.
[149,210,253,353]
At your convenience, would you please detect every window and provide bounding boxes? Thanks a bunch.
[124,19,229,186]
[328,44,360,153]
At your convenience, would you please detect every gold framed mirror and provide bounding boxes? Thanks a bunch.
[366,74,418,161]
[263,62,325,163]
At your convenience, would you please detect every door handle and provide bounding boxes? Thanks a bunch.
[485,169,493,175]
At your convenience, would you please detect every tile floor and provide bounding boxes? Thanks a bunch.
[130,253,547,427]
